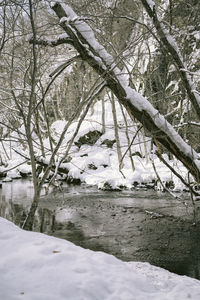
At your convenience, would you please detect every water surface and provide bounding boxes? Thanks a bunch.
[0,179,200,279]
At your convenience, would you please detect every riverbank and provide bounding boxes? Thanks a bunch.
[1,217,200,300]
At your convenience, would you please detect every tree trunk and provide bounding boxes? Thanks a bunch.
[120,103,135,171]
[110,92,124,170]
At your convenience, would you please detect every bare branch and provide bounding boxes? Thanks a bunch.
[49,55,80,77]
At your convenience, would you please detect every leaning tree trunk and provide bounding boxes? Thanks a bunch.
[36,2,200,181]
[140,0,200,120]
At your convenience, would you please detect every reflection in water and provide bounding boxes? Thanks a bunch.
[0,194,27,227]
[0,179,200,279]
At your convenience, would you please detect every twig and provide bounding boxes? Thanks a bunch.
[120,125,143,166]
[156,151,199,196]
[188,172,197,225]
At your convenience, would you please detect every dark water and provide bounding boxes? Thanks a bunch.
[1,179,200,279]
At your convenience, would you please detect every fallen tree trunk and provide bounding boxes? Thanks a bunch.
[45,2,200,181]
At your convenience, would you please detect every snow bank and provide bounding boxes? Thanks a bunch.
[0,217,200,300]
[0,98,191,191]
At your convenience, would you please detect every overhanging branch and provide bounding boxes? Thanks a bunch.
[50,2,200,181]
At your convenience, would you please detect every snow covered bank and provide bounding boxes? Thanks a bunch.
[0,99,192,192]
[0,217,200,300]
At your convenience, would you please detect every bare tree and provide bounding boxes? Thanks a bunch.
[36,2,199,181]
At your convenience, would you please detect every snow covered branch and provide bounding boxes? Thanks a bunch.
[29,34,74,47]
[50,2,200,181]
[141,0,200,120]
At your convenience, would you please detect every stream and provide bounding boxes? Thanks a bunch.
[1,179,200,279]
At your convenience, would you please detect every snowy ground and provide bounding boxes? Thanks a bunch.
[0,99,191,192]
[0,217,200,300]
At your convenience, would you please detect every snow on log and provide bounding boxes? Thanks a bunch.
[51,2,200,181]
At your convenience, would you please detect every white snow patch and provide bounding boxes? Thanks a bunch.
[146,0,155,10]
[0,217,200,300]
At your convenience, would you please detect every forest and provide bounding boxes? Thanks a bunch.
[0,0,200,226]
